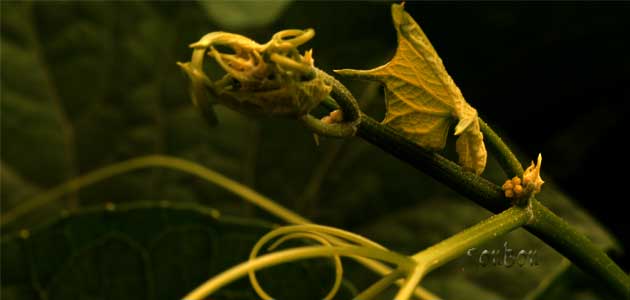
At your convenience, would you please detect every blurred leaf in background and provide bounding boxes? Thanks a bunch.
[1,1,626,300]
[199,0,292,30]
[1,202,354,300]
[1,1,261,227]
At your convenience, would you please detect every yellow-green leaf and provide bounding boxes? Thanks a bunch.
[335,3,487,174]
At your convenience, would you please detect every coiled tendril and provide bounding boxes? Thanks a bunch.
[183,224,419,300]
[247,224,420,300]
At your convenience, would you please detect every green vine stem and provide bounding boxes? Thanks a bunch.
[299,69,362,137]
[321,91,630,298]
[412,205,530,272]
[322,97,507,211]
[354,205,530,300]
[478,118,524,178]
[528,199,630,298]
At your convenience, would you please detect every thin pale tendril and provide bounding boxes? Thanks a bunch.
[185,224,419,300]
[243,224,416,300]
[249,231,342,300]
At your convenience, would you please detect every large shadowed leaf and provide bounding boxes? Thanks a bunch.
[0,202,355,300]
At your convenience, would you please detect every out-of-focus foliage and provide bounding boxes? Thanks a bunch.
[199,0,292,30]
[0,2,622,300]
[1,2,261,224]
[1,202,354,300]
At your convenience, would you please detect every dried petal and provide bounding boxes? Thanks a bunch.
[523,153,544,194]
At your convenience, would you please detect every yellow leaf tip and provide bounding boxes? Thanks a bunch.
[454,121,469,136]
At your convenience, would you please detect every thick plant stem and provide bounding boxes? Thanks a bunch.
[412,206,530,272]
[358,116,505,212]
[322,98,507,212]
[299,70,362,137]
[527,199,630,298]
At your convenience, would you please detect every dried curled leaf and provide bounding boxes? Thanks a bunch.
[335,3,487,174]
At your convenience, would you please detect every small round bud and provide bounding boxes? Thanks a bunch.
[321,116,332,124]
[512,176,521,186]
[513,184,523,196]
[502,181,514,191]
[505,190,514,198]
